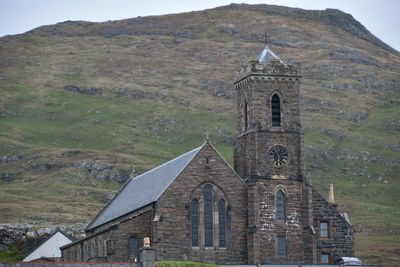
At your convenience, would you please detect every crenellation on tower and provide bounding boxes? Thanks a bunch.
[234,59,301,85]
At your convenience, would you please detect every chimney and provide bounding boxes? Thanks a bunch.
[329,184,335,203]
[144,237,151,247]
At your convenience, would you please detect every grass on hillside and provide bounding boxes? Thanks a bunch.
[0,245,23,262]
[1,8,400,265]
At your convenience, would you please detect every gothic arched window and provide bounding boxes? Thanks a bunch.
[204,185,213,247]
[271,94,281,126]
[218,199,227,248]
[276,189,286,220]
[190,199,199,247]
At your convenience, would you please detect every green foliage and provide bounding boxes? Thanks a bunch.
[0,242,25,262]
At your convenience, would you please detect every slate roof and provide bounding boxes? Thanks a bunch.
[23,229,73,261]
[258,45,284,64]
[86,143,204,230]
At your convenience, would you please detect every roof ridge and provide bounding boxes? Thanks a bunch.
[86,143,205,231]
[153,143,205,202]
[132,143,204,182]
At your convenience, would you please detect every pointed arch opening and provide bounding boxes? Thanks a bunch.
[190,199,199,247]
[204,185,213,247]
[189,183,229,249]
[218,199,227,248]
[276,189,286,221]
[271,94,281,126]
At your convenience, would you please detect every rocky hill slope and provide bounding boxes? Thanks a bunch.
[0,4,399,265]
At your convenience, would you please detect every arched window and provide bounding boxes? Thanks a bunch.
[271,94,281,126]
[276,189,285,220]
[204,185,213,247]
[190,199,199,247]
[218,199,227,248]
[244,99,249,131]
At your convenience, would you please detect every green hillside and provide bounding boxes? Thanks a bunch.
[0,4,399,266]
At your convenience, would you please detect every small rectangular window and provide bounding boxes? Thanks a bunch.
[277,236,285,256]
[321,253,330,264]
[320,221,329,237]
[129,236,137,260]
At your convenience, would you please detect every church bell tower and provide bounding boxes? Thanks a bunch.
[234,45,315,264]
[233,45,306,183]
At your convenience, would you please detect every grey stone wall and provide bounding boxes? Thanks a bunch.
[154,143,248,264]
[233,58,353,265]
[62,207,153,262]
[233,60,310,264]
[312,190,355,263]
[234,60,304,182]
[247,179,315,264]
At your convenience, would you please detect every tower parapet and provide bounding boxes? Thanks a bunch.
[234,60,301,85]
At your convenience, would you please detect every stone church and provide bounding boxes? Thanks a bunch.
[61,46,354,264]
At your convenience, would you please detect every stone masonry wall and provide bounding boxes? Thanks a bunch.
[234,62,304,182]
[248,179,315,264]
[312,190,354,263]
[62,207,153,262]
[154,142,248,264]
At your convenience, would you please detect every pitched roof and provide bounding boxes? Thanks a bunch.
[86,143,204,230]
[258,45,284,64]
[23,229,73,261]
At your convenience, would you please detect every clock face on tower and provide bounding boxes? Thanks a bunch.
[268,145,289,167]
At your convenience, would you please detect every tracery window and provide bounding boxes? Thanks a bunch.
[204,185,213,247]
[190,199,199,247]
[218,199,227,248]
[190,184,227,249]
[271,94,281,126]
[276,189,286,220]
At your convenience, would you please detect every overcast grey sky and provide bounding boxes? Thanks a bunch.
[0,0,399,51]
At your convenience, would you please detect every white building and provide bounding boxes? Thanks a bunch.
[23,229,73,262]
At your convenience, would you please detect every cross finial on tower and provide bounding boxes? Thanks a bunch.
[205,130,210,143]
